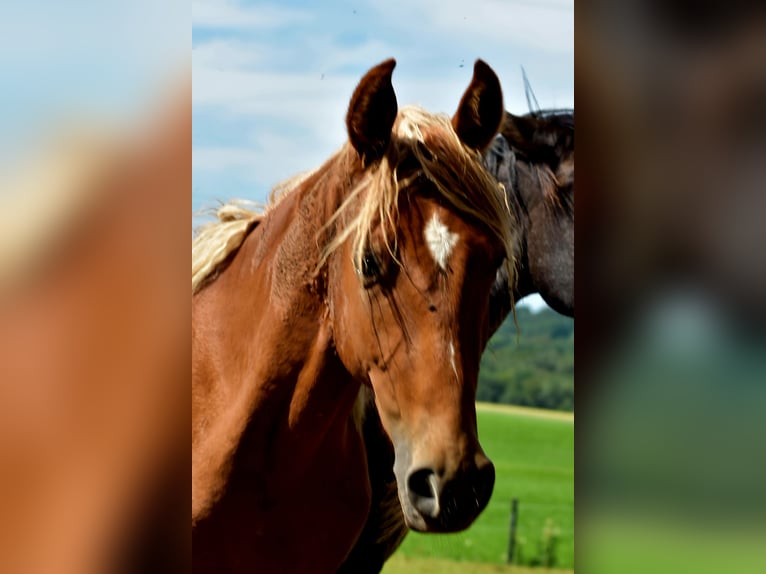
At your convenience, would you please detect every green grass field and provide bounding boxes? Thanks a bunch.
[382,554,573,574]
[382,403,574,571]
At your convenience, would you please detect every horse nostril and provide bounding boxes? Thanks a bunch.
[474,461,496,508]
[407,468,435,498]
[407,468,441,518]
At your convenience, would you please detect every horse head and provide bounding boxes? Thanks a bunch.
[325,59,512,532]
[487,109,574,320]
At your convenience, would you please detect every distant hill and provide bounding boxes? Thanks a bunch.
[478,306,574,411]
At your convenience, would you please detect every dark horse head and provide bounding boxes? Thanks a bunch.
[485,109,574,325]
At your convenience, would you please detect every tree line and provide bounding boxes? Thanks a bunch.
[478,306,574,411]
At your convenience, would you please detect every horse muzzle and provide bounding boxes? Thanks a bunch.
[398,452,495,533]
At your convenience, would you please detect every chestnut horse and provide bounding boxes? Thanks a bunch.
[191,59,514,573]
[339,107,574,574]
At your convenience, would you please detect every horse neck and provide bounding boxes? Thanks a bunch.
[254,165,364,433]
[485,130,573,315]
[506,157,574,314]
[192,155,362,482]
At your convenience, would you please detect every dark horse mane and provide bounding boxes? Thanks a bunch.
[504,108,573,165]
[484,108,574,219]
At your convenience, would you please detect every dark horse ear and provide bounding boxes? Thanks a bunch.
[452,60,504,151]
[346,59,398,165]
[502,112,537,150]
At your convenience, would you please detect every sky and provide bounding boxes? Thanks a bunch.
[192,1,573,311]
[192,0,573,211]
[0,1,188,166]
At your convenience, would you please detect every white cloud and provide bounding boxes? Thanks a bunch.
[193,147,261,172]
[192,39,265,70]
[190,34,393,118]
[193,121,345,178]
[192,0,311,29]
[370,0,574,55]
[191,0,572,122]
[192,66,351,137]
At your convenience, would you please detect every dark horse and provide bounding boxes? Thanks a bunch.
[192,60,516,573]
[339,107,574,573]
[488,108,574,323]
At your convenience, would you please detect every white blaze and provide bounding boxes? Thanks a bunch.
[424,213,458,271]
[449,341,459,381]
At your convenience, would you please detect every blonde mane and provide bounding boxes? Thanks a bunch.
[192,105,517,296]
[191,170,312,294]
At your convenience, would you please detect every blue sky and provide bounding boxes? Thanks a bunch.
[0,1,188,170]
[192,0,573,310]
[192,0,572,310]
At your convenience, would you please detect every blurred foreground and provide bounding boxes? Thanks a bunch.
[0,78,190,572]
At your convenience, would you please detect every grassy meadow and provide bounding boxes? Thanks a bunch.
[382,403,574,572]
[382,554,573,574]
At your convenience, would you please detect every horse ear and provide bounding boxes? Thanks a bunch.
[346,59,398,164]
[503,113,561,165]
[452,60,504,151]
[501,112,536,150]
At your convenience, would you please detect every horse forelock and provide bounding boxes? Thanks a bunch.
[319,105,517,290]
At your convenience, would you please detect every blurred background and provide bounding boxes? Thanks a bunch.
[577,2,766,573]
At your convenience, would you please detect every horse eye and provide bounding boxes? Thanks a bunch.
[359,252,381,285]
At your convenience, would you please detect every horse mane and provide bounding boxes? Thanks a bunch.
[192,105,516,296]
[191,171,314,294]
[530,109,574,216]
[488,109,573,218]
[529,108,574,129]
[191,203,261,294]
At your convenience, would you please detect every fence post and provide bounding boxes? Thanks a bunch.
[507,498,519,564]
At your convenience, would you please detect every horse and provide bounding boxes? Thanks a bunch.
[338,106,574,574]
[191,59,515,573]
[488,108,574,324]
[0,80,190,574]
